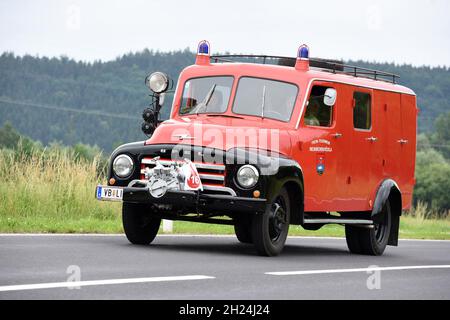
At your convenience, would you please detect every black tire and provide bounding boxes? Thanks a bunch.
[345,225,363,254]
[252,188,291,256]
[122,203,161,245]
[234,215,253,244]
[345,201,392,256]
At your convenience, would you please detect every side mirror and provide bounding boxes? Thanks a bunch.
[324,88,337,106]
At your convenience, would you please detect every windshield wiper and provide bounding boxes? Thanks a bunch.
[189,84,217,115]
[261,85,266,118]
[207,114,244,119]
[204,84,217,107]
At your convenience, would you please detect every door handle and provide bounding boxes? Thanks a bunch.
[332,133,343,139]
[397,139,408,145]
[366,136,378,142]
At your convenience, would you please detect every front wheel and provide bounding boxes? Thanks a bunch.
[252,188,291,256]
[122,203,161,245]
[345,201,392,256]
[234,215,253,244]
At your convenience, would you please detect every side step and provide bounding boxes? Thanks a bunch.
[303,218,374,227]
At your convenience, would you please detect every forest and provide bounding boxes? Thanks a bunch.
[0,50,449,151]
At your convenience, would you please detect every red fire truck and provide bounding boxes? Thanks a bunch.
[96,41,417,256]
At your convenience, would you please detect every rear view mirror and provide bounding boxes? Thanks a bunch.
[324,88,337,106]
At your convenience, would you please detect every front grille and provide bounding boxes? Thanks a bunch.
[140,157,226,187]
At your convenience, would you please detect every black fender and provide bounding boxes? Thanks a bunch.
[265,159,304,225]
[225,148,304,224]
[372,179,402,246]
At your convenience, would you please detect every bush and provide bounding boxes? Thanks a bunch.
[414,149,450,215]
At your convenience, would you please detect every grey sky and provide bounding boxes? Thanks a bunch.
[0,0,449,66]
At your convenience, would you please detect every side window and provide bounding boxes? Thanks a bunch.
[304,85,334,127]
[353,92,371,130]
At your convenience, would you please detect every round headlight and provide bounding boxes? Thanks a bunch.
[236,165,259,189]
[113,154,134,178]
[145,72,169,94]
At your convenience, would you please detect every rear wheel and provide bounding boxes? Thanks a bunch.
[122,203,161,245]
[345,201,392,256]
[234,215,253,244]
[252,188,290,256]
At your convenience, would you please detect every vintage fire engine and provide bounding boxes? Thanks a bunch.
[96,41,417,256]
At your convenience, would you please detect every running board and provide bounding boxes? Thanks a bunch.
[303,218,374,226]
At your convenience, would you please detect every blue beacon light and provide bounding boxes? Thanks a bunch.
[198,41,210,55]
[298,44,309,60]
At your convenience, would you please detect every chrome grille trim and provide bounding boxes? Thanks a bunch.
[140,158,225,171]
[194,163,226,171]
[199,174,225,181]
[141,159,173,166]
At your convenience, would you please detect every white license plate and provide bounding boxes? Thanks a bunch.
[96,186,123,201]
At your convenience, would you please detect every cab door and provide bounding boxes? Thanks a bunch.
[349,88,374,211]
[332,83,353,211]
[295,81,343,212]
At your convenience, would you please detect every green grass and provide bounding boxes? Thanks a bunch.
[2,213,449,240]
[0,147,449,239]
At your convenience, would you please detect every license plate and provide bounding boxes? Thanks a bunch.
[96,186,123,201]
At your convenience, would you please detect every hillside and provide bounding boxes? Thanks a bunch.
[0,50,449,151]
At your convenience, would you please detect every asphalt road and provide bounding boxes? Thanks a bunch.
[0,234,449,300]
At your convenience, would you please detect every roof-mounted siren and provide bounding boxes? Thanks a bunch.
[295,44,310,71]
[195,40,211,65]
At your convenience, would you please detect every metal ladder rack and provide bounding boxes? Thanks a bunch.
[210,54,400,84]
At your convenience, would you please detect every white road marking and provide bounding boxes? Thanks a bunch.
[0,275,215,292]
[266,265,450,276]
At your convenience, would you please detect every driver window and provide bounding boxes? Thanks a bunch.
[180,76,233,115]
[304,85,334,127]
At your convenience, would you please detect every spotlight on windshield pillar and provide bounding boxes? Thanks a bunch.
[295,44,310,71]
[196,40,211,66]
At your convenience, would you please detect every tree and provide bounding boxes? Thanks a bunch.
[432,111,450,159]
[414,148,450,213]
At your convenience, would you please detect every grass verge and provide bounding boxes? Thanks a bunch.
[1,213,449,240]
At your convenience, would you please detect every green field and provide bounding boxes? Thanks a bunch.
[0,147,449,239]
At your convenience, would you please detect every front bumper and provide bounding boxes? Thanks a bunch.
[96,185,267,214]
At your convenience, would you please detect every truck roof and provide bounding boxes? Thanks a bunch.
[185,55,415,96]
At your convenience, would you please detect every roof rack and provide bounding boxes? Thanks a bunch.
[210,54,400,84]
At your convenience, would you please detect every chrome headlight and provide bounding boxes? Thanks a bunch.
[112,154,134,178]
[145,72,169,94]
[236,165,259,189]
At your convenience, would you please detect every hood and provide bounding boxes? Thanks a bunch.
[145,116,292,156]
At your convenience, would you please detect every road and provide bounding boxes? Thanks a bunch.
[0,234,449,300]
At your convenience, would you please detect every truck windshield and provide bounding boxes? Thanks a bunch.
[232,77,298,122]
[179,76,233,115]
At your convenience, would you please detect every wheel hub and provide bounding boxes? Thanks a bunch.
[269,199,286,242]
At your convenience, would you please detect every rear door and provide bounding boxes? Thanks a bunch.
[399,94,417,208]
[380,91,402,183]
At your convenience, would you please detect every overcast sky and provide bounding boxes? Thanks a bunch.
[0,0,449,67]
